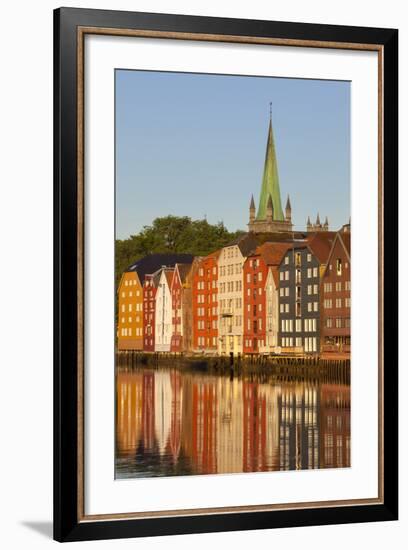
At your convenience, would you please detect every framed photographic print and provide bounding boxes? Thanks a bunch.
[54,7,398,542]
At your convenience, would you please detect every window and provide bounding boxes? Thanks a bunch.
[295,252,301,266]
[295,319,302,332]
[308,302,312,312]
[285,303,289,313]
[280,271,284,281]
[336,298,342,308]
[345,298,351,308]
[307,253,312,262]
[336,258,342,275]
[246,273,251,283]
[307,268,312,278]
[280,288,284,297]
[313,267,318,277]
[313,284,318,294]
[307,285,312,295]
[296,269,301,283]
[285,256,289,265]
[258,272,263,282]
[121,304,125,312]
[285,287,289,297]
[285,271,289,281]
[345,281,351,291]
[324,298,332,309]
[326,318,333,328]
[336,318,342,328]
[296,337,302,347]
[280,303,284,313]
[324,282,332,293]
[336,281,342,291]
[313,302,318,312]
[296,302,301,317]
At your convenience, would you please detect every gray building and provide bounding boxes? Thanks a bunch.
[277,233,334,354]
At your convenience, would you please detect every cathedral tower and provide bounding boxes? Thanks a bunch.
[248,108,293,233]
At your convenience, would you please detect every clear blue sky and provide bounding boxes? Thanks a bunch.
[115,69,350,239]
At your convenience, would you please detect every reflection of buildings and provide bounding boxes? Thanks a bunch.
[116,373,143,456]
[243,381,267,472]
[116,368,350,478]
[142,372,156,451]
[154,372,171,456]
[278,384,320,470]
[216,378,243,473]
[168,371,183,462]
[191,379,218,474]
[319,383,351,468]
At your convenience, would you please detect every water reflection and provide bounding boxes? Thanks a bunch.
[115,368,350,478]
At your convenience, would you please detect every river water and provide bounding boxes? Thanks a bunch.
[115,366,350,479]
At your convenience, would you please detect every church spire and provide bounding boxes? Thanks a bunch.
[256,109,284,222]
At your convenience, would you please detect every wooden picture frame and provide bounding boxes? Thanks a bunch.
[54,7,398,542]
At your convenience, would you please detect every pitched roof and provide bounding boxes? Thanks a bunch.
[339,231,351,257]
[306,232,336,264]
[164,269,174,287]
[227,231,307,257]
[144,268,162,287]
[226,232,260,257]
[125,253,195,282]
[176,263,193,284]
[253,242,294,266]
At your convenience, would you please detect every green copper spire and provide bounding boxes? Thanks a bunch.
[256,115,284,221]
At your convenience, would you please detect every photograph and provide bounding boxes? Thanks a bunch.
[114,69,351,479]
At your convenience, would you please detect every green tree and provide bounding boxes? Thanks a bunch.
[115,215,244,288]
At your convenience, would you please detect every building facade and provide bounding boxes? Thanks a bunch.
[170,263,193,353]
[117,271,144,351]
[142,270,161,352]
[192,253,219,353]
[217,234,259,355]
[243,242,291,354]
[154,268,174,352]
[278,246,322,354]
[320,231,351,354]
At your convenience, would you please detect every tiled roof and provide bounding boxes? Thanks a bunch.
[126,253,195,281]
[176,263,193,284]
[306,232,336,264]
[254,242,294,266]
[227,231,307,257]
[164,269,174,287]
[339,231,351,257]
